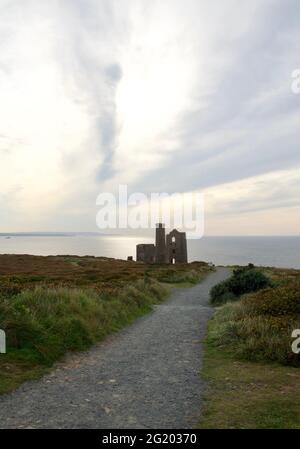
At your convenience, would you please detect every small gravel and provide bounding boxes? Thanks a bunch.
[0,267,230,429]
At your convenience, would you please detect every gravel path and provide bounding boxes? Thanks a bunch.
[0,267,230,429]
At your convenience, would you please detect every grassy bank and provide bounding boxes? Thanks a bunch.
[0,255,212,395]
[0,279,168,395]
[199,266,300,429]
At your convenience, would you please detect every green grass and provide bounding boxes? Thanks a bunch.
[0,260,211,396]
[0,279,169,395]
[152,268,208,285]
[198,343,300,429]
[207,283,300,366]
[199,268,300,429]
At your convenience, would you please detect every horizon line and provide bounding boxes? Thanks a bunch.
[0,232,300,238]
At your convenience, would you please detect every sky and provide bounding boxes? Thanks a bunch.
[0,0,300,235]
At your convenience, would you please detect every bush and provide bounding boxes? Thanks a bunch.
[229,267,272,296]
[210,281,237,305]
[207,281,300,366]
[243,281,300,317]
[210,265,272,305]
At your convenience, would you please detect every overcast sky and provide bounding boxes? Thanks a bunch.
[0,0,299,235]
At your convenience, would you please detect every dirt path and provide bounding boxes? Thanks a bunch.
[0,267,230,429]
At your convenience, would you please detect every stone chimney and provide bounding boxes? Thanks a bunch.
[155,223,167,263]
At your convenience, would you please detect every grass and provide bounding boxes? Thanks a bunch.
[199,344,300,429]
[0,255,212,395]
[199,266,300,429]
[205,300,300,367]
[0,279,168,395]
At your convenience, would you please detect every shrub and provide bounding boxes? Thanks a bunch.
[243,281,300,317]
[210,280,237,305]
[207,281,300,366]
[229,267,272,296]
[210,265,272,305]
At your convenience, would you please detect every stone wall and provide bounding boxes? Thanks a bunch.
[136,244,156,264]
[166,229,188,264]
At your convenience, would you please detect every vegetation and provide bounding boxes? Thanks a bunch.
[0,254,212,395]
[199,344,300,429]
[199,266,300,429]
[0,254,211,295]
[153,265,208,285]
[0,279,167,394]
[210,264,272,305]
[206,282,300,366]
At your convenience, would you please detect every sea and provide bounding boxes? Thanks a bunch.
[0,234,299,269]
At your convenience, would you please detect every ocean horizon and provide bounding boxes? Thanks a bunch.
[0,234,299,269]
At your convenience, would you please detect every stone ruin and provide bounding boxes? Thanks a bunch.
[136,223,187,264]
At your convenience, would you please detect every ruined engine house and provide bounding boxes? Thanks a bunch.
[136,224,187,264]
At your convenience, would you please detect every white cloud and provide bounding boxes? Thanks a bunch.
[203,167,300,235]
[0,0,299,233]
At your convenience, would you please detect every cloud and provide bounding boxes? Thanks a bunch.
[0,0,299,233]
[204,167,300,215]
[129,0,300,194]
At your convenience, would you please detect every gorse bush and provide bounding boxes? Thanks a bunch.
[0,280,167,366]
[207,281,300,366]
[243,282,300,317]
[210,265,272,305]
